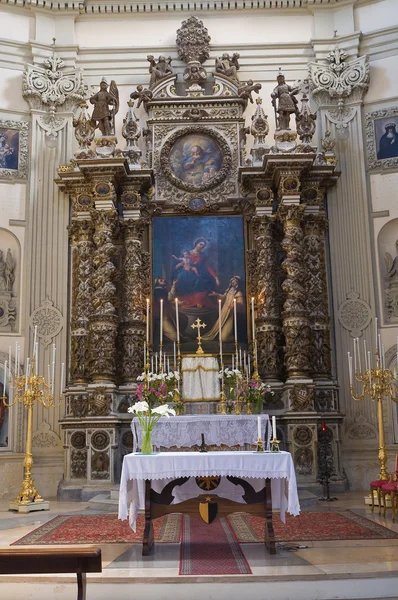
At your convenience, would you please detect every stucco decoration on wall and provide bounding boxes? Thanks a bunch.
[32,421,62,451]
[337,291,372,338]
[0,120,29,181]
[366,107,398,171]
[29,296,63,348]
[346,414,377,441]
[308,46,369,138]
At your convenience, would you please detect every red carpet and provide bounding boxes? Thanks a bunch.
[12,510,398,546]
[179,515,252,575]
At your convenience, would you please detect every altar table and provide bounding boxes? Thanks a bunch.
[181,356,220,401]
[118,451,300,556]
[131,414,271,452]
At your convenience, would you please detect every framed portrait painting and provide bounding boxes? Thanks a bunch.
[152,216,247,354]
[0,120,29,180]
[366,107,398,170]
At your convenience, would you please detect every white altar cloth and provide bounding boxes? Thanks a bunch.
[132,414,271,452]
[118,451,300,531]
[181,356,220,401]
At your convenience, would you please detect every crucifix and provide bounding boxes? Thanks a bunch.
[191,318,206,355]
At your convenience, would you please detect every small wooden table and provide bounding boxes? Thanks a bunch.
[118,451,300,558]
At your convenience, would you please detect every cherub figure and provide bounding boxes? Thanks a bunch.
[238,80,262,103]
[130,85,153,109]
[90,79,119,137]
[172,250,199,276]
[147,55,173,87]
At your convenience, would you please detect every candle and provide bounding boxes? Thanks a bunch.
[347,352,353,385]
[159,299,163,345]
[232,355,234,370]
[251,297,255,341]
[155,352,158,373]
[378,333,382,362]
[375,316,378,345]
[353,339,357,373]
[17,344,20,376]
[357,338,361,372]
[15,341,18,375]
[233,298,237,343]
[151,356,154,373]
[33,325,37,352]
[175,298,180,343]
[254,339,258,366]
[47,364,51,386]
[257,416,261,440]
[363,339,367,371]
[3,360,7,391]
[248,355,251,377]
[167,358,170,373]
[218,298,222,344]
[368,351,372,389]
[382,344,385,370]
[60,362,64,393]
[173,342,176,370]
[144,342,146,367]
[35,342,38,375]
[146,298,150,343]
[239,347,242,367]
[272,415,277,440]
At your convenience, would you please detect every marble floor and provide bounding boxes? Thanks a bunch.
[0,491,398,599]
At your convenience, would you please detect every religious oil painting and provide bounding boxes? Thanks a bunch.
[169,133,223,187]
[0,120,29,180]
[366,108,398,170]
[152,216,247,355]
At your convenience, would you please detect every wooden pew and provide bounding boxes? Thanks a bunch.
[0,546,102,600]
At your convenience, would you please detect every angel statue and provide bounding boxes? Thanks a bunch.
[90,78,119,137]
[271,71,299,130]
[147,55,173,87]
[215,53,240,81]
[385,240,398,285]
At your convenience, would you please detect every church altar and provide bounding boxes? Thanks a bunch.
[132,414,271,452]
[118,450,300,555]
[181,356,220,402]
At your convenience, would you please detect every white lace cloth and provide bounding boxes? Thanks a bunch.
[132,414,271,452]
[182,356,220,401]
[118,451,300,531]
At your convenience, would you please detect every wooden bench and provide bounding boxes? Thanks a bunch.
[0,546,102,600]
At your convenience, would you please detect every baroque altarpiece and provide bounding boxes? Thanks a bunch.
[56,17,342,498]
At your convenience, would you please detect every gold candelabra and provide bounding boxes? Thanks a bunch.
[349,348,397,481]
[1,356,62,512]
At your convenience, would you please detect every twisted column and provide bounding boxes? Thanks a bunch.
[251,215,283,380]
[69,220,94,383]
[303,213,332,378]
[88,210,118,382]
[279,205,311,377]
[119,220,150,382]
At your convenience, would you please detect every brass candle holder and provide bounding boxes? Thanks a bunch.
[256,438,264,452]
[270,438,281,453]
[1,357,62,513]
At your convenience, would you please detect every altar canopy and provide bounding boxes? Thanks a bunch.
[181,356,220,402]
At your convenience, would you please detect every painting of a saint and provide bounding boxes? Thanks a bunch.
[375,118,398,160]
[169,134,223,187]
[152,216,247,354]
[0,128,19,171]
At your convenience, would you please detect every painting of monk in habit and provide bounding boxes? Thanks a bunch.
[376,117,398,161]
[152,216,247,355]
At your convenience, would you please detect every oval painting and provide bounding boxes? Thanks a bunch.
[169,133,223,187]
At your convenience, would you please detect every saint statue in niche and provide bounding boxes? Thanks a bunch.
[169,134,223,187]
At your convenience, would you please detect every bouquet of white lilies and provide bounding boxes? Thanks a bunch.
[128,400,176,454]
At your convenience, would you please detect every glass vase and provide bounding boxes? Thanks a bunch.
[141,428,153,455]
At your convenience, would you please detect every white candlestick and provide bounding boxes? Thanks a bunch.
[155,353,158,373]
[175,298,180,343]
[167,358,170,373]
[353,339,357,373]
[144,342,146,367]
[146,298,150,344]
[396,336,398,373]
[363,339,367,371]
[35,342,38,375]
[348,352,353,386]
[3,360,7,391]
[218,298,222,343]
[251,297,255,342]
[60,362,64,393]
[33,325,37,352]
[47,364,51,386]
[151,356,154,373]
[378,333,382,362]
[357,338,361,372]
[233,298,237,343]
[257,416,261,440]
[159,299,163,345]
[272,415,277,440]
[15,341,18,376]
[25,358,30,390]
[382,344,385,370]
[51,361,55,395]
[17,345,19,377]
[248,355,251,377]
[173,342,176,370]
[232,355,234,370]
[375,316,378,344]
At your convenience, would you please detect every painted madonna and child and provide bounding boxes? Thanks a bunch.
[152,216,247,353]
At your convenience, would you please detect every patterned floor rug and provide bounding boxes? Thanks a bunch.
[11,510,398,546]
[179,515,252,575]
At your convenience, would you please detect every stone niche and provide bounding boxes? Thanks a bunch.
[0,228,19,333]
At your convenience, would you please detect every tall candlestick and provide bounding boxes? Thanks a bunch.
[272,415,276,439]
[378,333,382,361]
[396,336,398,373]
[159,299,163,345]
[257,416,261,440]
[15,341,18,376]
[251,297,255,341]
[382,344,385,370]
[17,344,20,376]
[167,358,170,373]
[357,338,361,372]
[175,298,180,343]
[233,298,237,343]
[363,339,367,371]
[146,298,150,343]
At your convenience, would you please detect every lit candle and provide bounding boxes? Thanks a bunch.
[175,298,180,343]
[233,298,237,343]
[146,298,150,343]
[251,297,255,341]
[160,299,163,345]
[257,416,261,440]
[347,352,353,386]
[60,362,64,393]
[272,415,277,440]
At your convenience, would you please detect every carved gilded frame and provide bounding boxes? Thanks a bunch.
[0,119,29,181]
[159,126,232,193]
[365,107,398,171]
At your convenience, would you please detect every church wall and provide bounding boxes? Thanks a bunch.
[0,1,397,498]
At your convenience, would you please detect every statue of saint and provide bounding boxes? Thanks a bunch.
[385,240,398,284]
[271,72,299,130]
[89,79,119,137]
[215,53,240,81]
[0,249,14,292]
[147,55,173,87]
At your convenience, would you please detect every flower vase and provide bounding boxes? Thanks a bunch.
[141,428,153,455]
